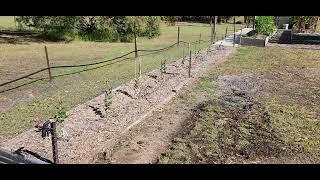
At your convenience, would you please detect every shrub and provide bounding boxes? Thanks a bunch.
[144,16,160,38]
[255,16,276,35]
[16,16,161,42]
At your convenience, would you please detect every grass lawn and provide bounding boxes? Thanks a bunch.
[0,18,244,137]
[0,16,17,30]
[159,46,320,163]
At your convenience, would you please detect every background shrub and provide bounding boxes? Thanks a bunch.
[16,16,161,42]
[255,16,276,35]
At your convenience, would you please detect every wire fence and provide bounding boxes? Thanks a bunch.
[0,24,245,94]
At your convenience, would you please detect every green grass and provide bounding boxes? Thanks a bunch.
[0,16,17,30]
[0,20,243,137]
[159,46,320,163]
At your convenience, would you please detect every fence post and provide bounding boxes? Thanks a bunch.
[233,16,236,47]
[177,26,180,46]
[225,26,228,38]
[51,121,59,164]
[188,43,191,60]
[199,33,201,44]
[182,43,185,64]
[211,17,214,43]
[188,47,191,78]
[134,29,141,78]
[44,46,52,82]
[213,16,217,41]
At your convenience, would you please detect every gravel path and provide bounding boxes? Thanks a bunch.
[267,43,320,50]
[214,28,253,47]
[0,45,236,164]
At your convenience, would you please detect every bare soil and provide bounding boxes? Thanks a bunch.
[1,45,236,163]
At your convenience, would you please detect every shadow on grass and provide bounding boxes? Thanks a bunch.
[0,31,73,45]
[0,56,133,94]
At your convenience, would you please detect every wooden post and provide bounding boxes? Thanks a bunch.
[182,44,185,64]
[213,16,217,41]
[134,31,138,58]
[51,121,59,164]
[199,33,201,44]
[210,16,214,43]
[233,17,236,47]
[188,43,191,60]
[134,27,141,78]
[188,48,191,78]
[225,26,228,38]
[139,58,142,78]
[177,26,180,46]
[44,46,52,82]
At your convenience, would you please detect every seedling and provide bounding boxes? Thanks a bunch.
[54,100,67,123]
[160,58,167,73]
[104,81,113,114]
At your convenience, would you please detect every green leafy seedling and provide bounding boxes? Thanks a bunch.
[104,81,113,114]
[54,100,67,123]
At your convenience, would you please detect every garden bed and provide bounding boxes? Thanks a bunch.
[292,32,320,44]
[240,30,270,47]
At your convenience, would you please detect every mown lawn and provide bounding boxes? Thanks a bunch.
[0,16,16,30]
[0,19,243,138]
[159,46,320,164]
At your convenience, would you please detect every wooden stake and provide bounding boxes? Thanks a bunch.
[233,16,236,47]
[182,44,185,64]
[225,26,228,38]
[211,16,214,43]
[139,58,142,78]
[188,42,191,59]
[213,16,217,41]
[51,121,59,164]
[44,46,52,82]
[188,48,191,78]
[177,26,180,46]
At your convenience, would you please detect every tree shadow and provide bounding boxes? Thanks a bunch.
[0,31,72,45]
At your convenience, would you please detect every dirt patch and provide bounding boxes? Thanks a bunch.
[159,73,309,164]
[1,45,236,163]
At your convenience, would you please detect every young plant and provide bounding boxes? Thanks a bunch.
[104,81,113,114]
[54,100,67,123]
[160,58,167,73]
[255,16,276,35]
[134,78,139,89]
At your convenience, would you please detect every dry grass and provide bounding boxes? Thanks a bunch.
[0,20,243,137]
[159,46,320,164]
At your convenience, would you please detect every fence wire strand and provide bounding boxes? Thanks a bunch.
[0,30,222,90]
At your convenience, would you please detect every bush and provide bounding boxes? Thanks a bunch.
[144,16,160,38]
[164,16,180,26]
[16,16,161,42]
[255,16,276,35]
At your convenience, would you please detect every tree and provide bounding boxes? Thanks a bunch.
[290,16,319,33]
[15,16,161,42]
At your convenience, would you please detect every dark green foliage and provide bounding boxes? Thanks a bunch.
[255,16,276,35]
[144,16,161,38]
[54,100,67,123]
[16,16,161,42]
